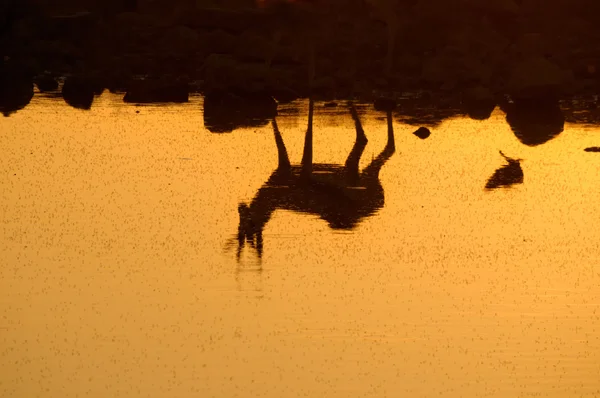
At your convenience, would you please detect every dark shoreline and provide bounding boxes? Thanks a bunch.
[2,0,600,104]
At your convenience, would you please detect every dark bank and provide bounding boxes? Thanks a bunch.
[1,0,599,103]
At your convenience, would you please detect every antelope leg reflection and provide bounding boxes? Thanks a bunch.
[235,100,396,260]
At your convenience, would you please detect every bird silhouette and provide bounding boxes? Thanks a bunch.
[485,151,524,190]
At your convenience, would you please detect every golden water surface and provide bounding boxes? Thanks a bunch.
[1,92,599,397]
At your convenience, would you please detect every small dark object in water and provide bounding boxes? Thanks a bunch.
[413,126,431,139]
[584,147,600,152]
[323,101,338,108]
[374,97,396,112]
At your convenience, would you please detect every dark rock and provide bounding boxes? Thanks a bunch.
[508,56,571,100]
[584,147,600,152]
[396,97,463,127]
[503,99,564,146]
[203,30,237,54]
[413,126,431,139]
[187,7,261,33]
[98,0,137,16]
[507,33,546,58]
[1,0,35,36]
[463,99,496,120]
[373,97,396,112]
[234,30,271,63]
[203,91,277,133]
[463,86,496,120]
[34,74,59,92]
[202,54,270,93]
[0,69,33,117]
[123,79,189,103]
[271,87,300,104]
[62,76,97,110]
[160,25,200,54]
[312,76,336,95]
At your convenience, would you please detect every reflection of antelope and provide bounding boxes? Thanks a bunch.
[236,99,396,259]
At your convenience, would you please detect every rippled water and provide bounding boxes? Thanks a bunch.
[1,92,600,398]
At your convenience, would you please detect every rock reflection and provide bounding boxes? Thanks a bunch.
[395,96,463,127]
[0,70,33,117]
[503,99,565,146]
[462,98,496,121]
[203,91,277,133]
[236,98,395,259]
[485,151,524,190]
[34,74,59,93]
[462,87,497,121]
[123,79,189,103]
[62,77,103,110]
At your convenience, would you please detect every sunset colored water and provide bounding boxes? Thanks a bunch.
[1,92,599,397]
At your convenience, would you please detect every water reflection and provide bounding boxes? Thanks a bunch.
[61,76,103,110]
[236,98,395,259]
[2,92,600,398]
[462,97,497,121]
[203,91,277,133]
[123,79,189,103]
[485,151,524,190]
[0,70,33,117]
[34,74,59,93]
[503,99,565,146]
[395,96,463,127]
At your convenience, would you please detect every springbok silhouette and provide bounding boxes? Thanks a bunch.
[235,98,396,260]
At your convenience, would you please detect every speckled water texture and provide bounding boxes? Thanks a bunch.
[1,92,599,398]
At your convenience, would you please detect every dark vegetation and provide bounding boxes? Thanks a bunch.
[1,0,600,141]
[1,0,599,99]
